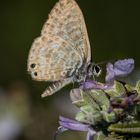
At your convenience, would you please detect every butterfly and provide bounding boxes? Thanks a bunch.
[27,0,101,97]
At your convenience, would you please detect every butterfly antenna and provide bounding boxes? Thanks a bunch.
[96,57,132,66]
[95,59,116,66]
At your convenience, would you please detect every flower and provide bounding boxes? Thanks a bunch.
[56,58,140,140]
[55,116,96,140]
[105,58,134,83]
[80,80,112,90]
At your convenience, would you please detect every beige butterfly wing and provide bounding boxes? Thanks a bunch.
[41,0,91,63]
[27,0,91,97]
[28,0,91,81]
[28,35,82,81]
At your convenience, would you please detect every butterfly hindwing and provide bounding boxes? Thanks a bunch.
[28,35,82,81]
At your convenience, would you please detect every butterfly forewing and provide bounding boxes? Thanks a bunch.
[41,0,91,62]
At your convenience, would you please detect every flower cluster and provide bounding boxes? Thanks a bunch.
[56,59,140,140]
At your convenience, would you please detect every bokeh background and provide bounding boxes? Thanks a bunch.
[0,0,140,140]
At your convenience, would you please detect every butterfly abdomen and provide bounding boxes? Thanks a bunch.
[41,78,72,97]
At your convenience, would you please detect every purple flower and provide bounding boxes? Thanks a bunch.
[56,116,96,140]
[55,58,135,140]
[80,80,112,90]
[105,58,134,83]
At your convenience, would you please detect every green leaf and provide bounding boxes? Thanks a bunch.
[105,81,126,98]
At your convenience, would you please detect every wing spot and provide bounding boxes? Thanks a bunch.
[61,71,66,77]
[41,36,47,41]
[34,42,40,47]
[30,63,36,68]
[34,72,38,76]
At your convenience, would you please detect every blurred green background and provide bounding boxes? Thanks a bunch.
[0,0,140,140]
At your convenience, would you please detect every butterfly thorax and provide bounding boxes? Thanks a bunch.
[73,62,90,82]
[73,62,101,82]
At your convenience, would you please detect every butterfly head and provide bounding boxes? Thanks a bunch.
[88,63,102,78]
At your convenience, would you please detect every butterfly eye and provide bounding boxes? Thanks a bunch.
[93,65,102,77]
[95,65,100,73]
[34,72,38,76]
[30,63,36,69]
